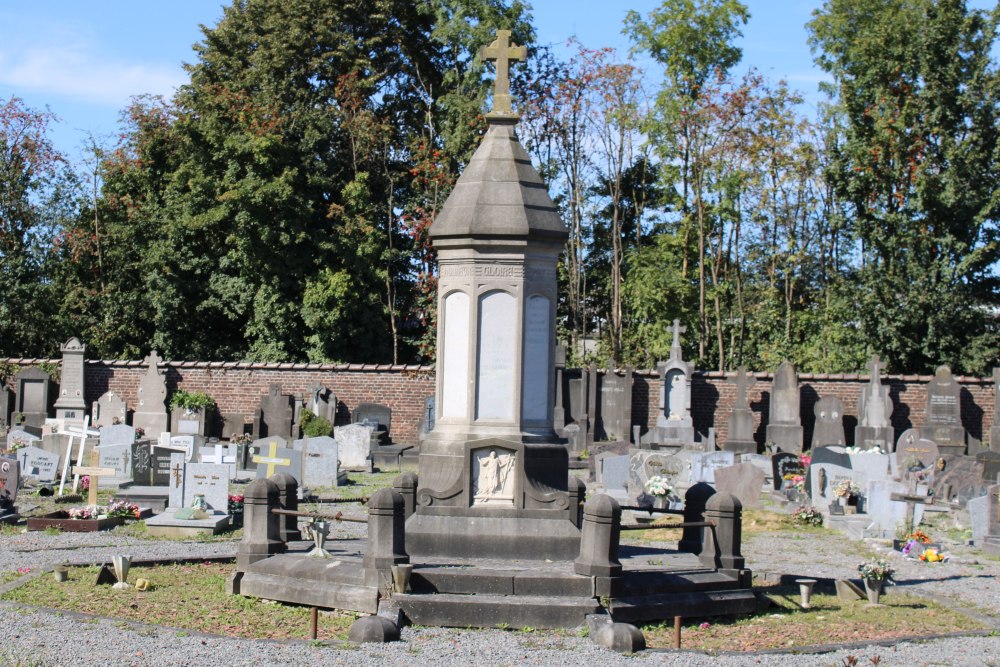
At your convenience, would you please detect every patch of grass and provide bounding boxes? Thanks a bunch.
[1,571,24,585]
[1,561,354,641]
[319,468,414,500]
[623,508,834,545]
[0,524,24,536]
[642,586,984,651]
[116,520,242,542]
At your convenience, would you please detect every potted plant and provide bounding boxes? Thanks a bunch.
[169,390,215,436]
[857,557,895,605]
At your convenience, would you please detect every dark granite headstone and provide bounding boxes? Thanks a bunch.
[253,384,295,440]
[0,386,11,431]
[222,413,249,439]
[420,396,436,437]
[598,369,633,442]
[0,459,20,511]
[772,452,805,491]
[150,447,175,486]
[13,367,53,429]
[766,361,803,454]
[812,396,846,448]
[978,451,1000,485]
[724,367,757,454]
[131,441,153,485]
[307,383,337,423]
[922,365,966,456]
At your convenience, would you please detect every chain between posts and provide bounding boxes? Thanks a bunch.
[303,496,370,505]
[618,521,715,531]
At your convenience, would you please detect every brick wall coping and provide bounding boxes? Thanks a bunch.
[2,358,434,373]
[3,357,992,384]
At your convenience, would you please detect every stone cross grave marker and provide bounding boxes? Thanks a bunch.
[856,355,894,451]
[73,450,115,507]
[766,361,803,454]
[58,417,99,496]
[132,350,169,438]
[479,29,526,116]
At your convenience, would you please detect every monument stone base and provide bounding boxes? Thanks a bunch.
[857,426,894,452]
[765,424,803,454]
[921,425,966,457]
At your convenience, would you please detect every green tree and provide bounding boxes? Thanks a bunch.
[809,0,1000,374]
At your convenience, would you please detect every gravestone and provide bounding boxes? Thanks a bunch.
[598,368,633,442]
[977,451,1000,485]
[419,396,436,442]
[553,345,566,431]
[642,320,695,447]
[222,413,249,439]
[150,447,176,486]
[855,355,894,451]
[16,446,59,483]
[130,440,152,485]
[990,369,1000,451]
[334,423,373,469]
[766,361,803,454]
[252,439,302,480]
[100,424,136,448]
[847,451,891,491]
[689,451,735,484]
[713,463,766,509]
[91,391,127,428]
[809,462,856,506]
[0,459,20,519]
[253,384,295,440]
[931,456,987,505]
[866,478,926,537]
[598,454,630,494]
[772,452,805,491]
[969,492,989,545]
[812,396,846,448]
[96,442,134,478]
[566,372,589,437]
[0,386,11,431]
[292,435,343,487]
[352,403,392,443]
[921,365,966,456]
[724,366,757,454]
[133,351,169,438]
[307,383,337,423]
[627,449,691,498]
[13,367,53,429]
[169,456,230,511]
[986,485,1000,553]
[7,429,41,450]
[53,338,87,424]
[894,436,939,473]
[168,435,200,462]
[172,406,208,436]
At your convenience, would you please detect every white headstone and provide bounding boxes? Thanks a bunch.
[292,436,342,487]
[334,423,373,468]
[16,446,59,483]
[100,424,136,447]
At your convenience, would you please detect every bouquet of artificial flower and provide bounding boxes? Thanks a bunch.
[858,557,895,582]
[834,480,861,498]
[644,476,673,498]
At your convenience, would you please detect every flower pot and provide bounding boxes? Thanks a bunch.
[653,496,668,510]
[392,564,413,593]
[864,578,883,605]
[53,568,68,583]
[796,578,817,609]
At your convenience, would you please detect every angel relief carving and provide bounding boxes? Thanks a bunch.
[472,448,515,506]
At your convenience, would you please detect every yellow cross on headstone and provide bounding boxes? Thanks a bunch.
[72,450,115,507]
[252,440,291,477]
[479,29,526,116]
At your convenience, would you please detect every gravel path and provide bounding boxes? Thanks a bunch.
[2,521,999,666]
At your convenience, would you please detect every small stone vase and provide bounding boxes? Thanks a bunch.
[112,555,132,590]
[863,578,883,605]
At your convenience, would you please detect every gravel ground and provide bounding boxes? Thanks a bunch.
[2,518,1000,666]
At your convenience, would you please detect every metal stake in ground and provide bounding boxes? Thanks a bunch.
[72,450,115,507]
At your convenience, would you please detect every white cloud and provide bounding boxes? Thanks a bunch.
[0,33,186,107]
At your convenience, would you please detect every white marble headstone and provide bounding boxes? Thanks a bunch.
[334,424,373,468]
[16,446,59,483]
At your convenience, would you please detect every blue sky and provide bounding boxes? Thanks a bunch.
[0,1,875,161]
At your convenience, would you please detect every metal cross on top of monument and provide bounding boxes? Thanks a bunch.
[479,29,526,117]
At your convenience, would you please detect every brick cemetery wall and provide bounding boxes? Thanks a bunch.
[2,358,995,448]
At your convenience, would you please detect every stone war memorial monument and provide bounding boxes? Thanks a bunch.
[228,31,753,647]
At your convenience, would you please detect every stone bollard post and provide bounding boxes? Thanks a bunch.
[236,478,286,570]
[574,494,622,577]
[363,488,409,587]
[270,472,302,542]
[698,492,745,572]
[678,482,715,553]
[567,476,586,527]
[392,472,418,520]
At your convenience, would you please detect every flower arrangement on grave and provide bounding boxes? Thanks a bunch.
[228,494,245,528]
[67,506,98,520]
[231,433,252,446]
[791,505,823,526]
[783,473,806,492]
[644,476,674,498]
[857,557,895,583]
[80,476,90,492]
[799,454,812,468]
[908,529,932,544]
[8,436,27,452]
[918,547,946,562]
[106,500,140,519]
[833,480,861,499]
[844,446,886,455]
[134,427,145,441]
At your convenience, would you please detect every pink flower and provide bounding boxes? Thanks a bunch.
[16,567,30,574]
[699,622,710,629]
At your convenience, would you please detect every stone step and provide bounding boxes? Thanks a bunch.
[411,566,593,597]
[608,588,758,623]
[394,591,602,628]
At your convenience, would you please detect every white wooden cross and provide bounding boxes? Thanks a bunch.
[57,415,100,496]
